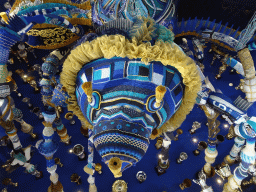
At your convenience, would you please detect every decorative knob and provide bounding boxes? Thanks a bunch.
[155,137,163,150]
[179,178,192,190]
[177,152,188,164]
[65,112,76,125]
[112,180,128,192]
[95,163,102,174]
[136,171,147,183]
[174,129,183,141]
[54,158,63,167]
[70,173,81,185]
[193,141,207,156]
[2,178,18,187]
[72,144,86,161]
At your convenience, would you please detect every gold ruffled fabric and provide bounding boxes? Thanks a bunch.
[60,34,202,138]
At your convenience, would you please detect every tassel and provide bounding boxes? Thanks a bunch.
[155,85,166,108]
[82,82,93,103]
[0,12,9,24]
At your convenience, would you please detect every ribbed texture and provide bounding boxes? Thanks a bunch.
[7,15,26,33]
[233,95,253,111]
[96,19,133,34]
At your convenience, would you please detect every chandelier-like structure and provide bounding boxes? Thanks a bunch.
[0,0,256,192]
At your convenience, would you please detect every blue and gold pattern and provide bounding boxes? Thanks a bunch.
[76,55,184,171]
[1,0,202,178]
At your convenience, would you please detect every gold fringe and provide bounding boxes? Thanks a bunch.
[60,34,202,138]
[32,24,57,29]
[68,18,92,26]
[10,0,91,14]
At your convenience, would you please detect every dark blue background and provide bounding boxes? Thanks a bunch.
[0,40,255,192]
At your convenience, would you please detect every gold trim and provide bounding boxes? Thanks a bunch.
[105,159,132,166]
[45,156,53,160]
[103,153,138,162]
[145,95,164,113]
[89,91,101,123]
[146,95,155,113]
[175,31,201,38]
[92,91,101,110]
[42,121,52,127]
[6,129,17,136]
[101,97,145,105]
[10,0,91,14]
[56,126,67,135]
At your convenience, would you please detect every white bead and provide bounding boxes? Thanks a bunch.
[50,172,59,184]
[43,127,54,137]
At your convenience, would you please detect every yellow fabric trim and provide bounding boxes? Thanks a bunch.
[10,0,91,14]
[60,35,202,137]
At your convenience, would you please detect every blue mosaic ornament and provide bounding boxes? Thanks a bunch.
[93,120,150,170]
[51,84,70,107]
[76,56,184,173]
[42,63,57,76]
[39,78,51,87]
